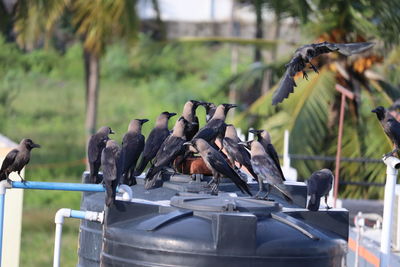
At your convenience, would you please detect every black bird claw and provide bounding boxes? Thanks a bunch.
[302,71,308,80]
[326,205,332,210]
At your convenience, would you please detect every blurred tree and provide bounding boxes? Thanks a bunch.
[11,0,138,151]
[223,0,400,198]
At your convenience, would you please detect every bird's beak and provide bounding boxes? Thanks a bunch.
[191,100,201,107]
[110,129,115,134]
[168,112,177,118]
[371,108,377,113]
[225,104,237,110]
[249,129,262,135]
[191,122,198,126]
[32,143,41,148]
[183,142,192,146]
[140,119,149,124]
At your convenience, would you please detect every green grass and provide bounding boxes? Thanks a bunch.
[20,208,80,266]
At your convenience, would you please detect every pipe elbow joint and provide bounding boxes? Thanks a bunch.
[55,208,71,224]
[0,180,12,195]
[382,156,400,170]
[117,184,133,201]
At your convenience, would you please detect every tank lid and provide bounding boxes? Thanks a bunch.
[170,195,281,213]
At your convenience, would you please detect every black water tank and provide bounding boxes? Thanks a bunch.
[79,171,309,266]
[77,172,182,266]
[101,195,348,267]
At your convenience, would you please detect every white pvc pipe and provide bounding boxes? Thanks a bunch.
[53,209,103,267]
[380,156,400,267]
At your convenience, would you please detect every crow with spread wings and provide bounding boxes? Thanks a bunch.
[272,41,374,105]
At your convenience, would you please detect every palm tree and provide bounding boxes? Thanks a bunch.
[222,0,400,198]
[11,0,138,145]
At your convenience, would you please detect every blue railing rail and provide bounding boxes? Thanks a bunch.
[0,180,120,266]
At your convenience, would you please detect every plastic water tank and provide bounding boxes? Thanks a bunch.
[101,194,348,267]
[79,170,309,266]
[77,172,182,266]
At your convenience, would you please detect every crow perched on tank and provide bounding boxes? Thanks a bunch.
[192,104,236,144]
[184,138,252,196]
[249,129,285,181]
[135,111,176,175]
[240,140,292,202]
[0,138,40,182]
[372,106,400,157]
[120,119,148,186]
[87,126,114,184]
[223,125,258,180]
[181,100,201,140]
[272,41,374,105]
[200,101,217,122]
[307,169,333,211]
[102,140,121,207]
[145,117,190,189]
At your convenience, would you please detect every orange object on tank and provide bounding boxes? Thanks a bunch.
[174,156,212,176]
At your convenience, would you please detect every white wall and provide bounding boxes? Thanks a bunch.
[0,146,24,267]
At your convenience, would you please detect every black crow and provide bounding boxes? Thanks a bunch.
[372,106,400,157]
[200,101,217,122]
[307,168,333,211]
[181,100,201,140]
[144,117,190,189]
[192,104,236,145]
[120,119,148,186]
[87,126,114,184]
[249,129,285,181]
[184,138,252,196]
[223,125,258,180]
[272,41,374,105]
[102,140,121,207]
[135,111,176,175]
[240,140,292,202]
[0,138,40,182]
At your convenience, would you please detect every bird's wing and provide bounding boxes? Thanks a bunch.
[101,147,117,182]
[272,56,306,105]
[121,133,145,171]
[87,137,100,163]
[143,129,169,159]
[193,125,217,142]
[386,118,400,148]
[251,155,283,185]
[222,137,239,161]
[154,137,185,167]
[307,174,318,195]
[315,42,374,57]
[207,151,252,195]
[265,144,285,181]
[0,149,18,171]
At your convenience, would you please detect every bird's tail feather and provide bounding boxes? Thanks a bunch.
[135,157,148,176]
[274,184,293,203]
[144,168,162,190]
[230,169,252,196]
[307,194,321,211]
[0,171,7,181]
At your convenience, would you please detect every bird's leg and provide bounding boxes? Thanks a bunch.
[325,195,332,210]
[255,180,271,200]
[302,71,309,80]
[17,172,26,184]
[309,62,319,74]
[210,178,220,195]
